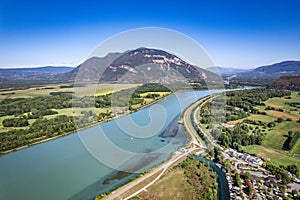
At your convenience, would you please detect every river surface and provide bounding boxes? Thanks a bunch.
[0,88,249,200]
[194,156,230,200]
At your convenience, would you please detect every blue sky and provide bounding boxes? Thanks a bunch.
[0,0,299,68]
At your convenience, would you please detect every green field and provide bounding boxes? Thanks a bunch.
[0,82,174,153]
[242,145,300,169]
[94,84,140,96]
[237,92,300,167]
[0,83,140,99]
[139,91,170,97]
[136,157,218,200]
[0,83,139,133]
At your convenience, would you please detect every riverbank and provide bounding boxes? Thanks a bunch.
[1,89,234,200]
[1,92,172,155]
[100,95,215,199]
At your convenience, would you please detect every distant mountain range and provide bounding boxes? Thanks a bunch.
[206,66,251,76]
[0,66,73,81]
[207,61,300,78]
[1,49,299,86]
[237,61,300,78]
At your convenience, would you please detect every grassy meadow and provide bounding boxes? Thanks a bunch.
[231,92,300,167]
[0,83,139,134]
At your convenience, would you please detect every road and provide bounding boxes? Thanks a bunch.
[104,96,209,199]
[193,95,220,148]
[182,97,209,148]
[104,147,198,200]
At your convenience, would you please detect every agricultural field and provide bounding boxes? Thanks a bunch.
[242,145,300,168]
[138,91,170,98]
[0,83,139,99]
[199,89,300,168]
[226,91,300,167]
[0,83,172,154]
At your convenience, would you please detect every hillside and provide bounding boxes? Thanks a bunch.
[58,52,122,81]
[270,76,300,91]
[237,61,300,79]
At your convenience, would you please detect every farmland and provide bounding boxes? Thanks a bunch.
[0,83,171,154]
[198,89,300,168]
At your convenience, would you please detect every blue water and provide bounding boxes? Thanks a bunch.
[0,88,249,200]
[194,156,230,200]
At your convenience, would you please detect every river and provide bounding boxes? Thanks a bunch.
[0,88,247,200]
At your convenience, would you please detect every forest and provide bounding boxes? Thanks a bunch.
[0,83,172,154]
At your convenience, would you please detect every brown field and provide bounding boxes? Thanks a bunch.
[267,110,299,121]
[227,120,241,125]
[265,102,283,109]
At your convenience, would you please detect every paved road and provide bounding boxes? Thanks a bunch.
[182,97,208,148]
[104,96,209,199]
[104,147,198,200]
[194,96,220,147]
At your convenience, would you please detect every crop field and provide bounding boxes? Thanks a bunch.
[0,83,139,99]
[242,145,300,168]
[0,83,138,134]
[139,91,170,97]
[236,92,300,166]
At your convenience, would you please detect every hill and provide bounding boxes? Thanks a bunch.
[270,76,300,91]
[237,61,300,79]
[229,61,300,86]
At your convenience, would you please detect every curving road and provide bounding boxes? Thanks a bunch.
[108,95,222,200]
[104,97,209,199]
[104,147,198,200]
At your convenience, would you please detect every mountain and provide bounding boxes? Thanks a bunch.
[64,47,219,84]
[237,61,300,78]
[0,66,73,81]
[270,76,300,91]
[59,53,122,81]
[206,66,251,76]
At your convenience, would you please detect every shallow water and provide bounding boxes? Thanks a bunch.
[0,89,235,200]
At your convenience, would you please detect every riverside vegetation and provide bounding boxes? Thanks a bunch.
[131,156,218,200]
[0,83,172,154]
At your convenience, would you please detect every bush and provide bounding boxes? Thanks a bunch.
[2,118,29,127]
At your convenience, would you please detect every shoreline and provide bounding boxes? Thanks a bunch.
[0,92,173,156]
[102,95,215,199]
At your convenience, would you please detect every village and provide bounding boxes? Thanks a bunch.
[219,148,300,200]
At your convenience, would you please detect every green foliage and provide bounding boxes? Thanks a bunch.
[235,173,242,187]
[276,117,284,123]
[0,112,99,152]
[286,164,299,177]
[201,89,291,150]
[175,156,218,200]
[264,162,291,185]
[0,83,173,153]
[244,171,251,180]
[2,117,29,127]
[283,131,300,151]
[0,92,73,116]
[145,93,160,99]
